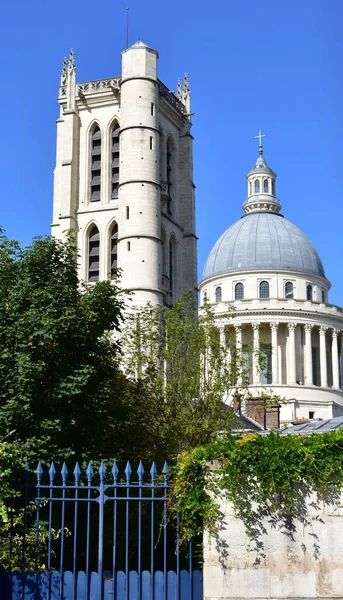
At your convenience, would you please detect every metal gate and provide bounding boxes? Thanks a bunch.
[0,460,202,600]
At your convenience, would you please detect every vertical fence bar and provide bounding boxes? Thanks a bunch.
[35,463,43,600]
[48,463,56,600]
[97,461,106,600]
[21,463,29,600]
[137,461,144,600]
[124,462,132,600]
[189,537,193,600]
[150,462,157,600]
[60,462,68,600]
[73,463,81,600]
[176,515,180,600]
[111,462,119,600]
[163,463,168,600]
[85,463,93,600]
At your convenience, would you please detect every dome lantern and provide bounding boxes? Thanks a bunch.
[243,131,281,214]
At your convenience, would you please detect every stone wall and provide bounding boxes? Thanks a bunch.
[203,491,343,599]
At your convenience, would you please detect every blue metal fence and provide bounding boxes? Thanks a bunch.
[1,460,202,600]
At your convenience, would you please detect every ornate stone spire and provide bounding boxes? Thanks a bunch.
[59,57,68,97]
[176,78,182,100]
[176,74,191,116]
[66,48,76,112]
[243,132,281,214]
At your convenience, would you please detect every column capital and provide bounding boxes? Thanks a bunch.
[270,322,279,331]
[251,322,260,331]
[287,322,297,333]
[234,324,242,334]
[319,325,328,335]
[332,328,339,339]
[304,323,313,333]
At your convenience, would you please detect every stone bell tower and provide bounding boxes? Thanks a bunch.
[52,42,197,307]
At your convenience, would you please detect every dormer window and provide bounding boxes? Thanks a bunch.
[254,179,260,193]
[263,179,269,193]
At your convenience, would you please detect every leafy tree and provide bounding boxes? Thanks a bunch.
[0,231,126,463]
[121,292,278,455]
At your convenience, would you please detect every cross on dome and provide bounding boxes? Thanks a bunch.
[255,130,266,155]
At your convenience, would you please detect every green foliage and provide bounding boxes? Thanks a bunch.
[0,230,127,462]
[171,430,343,554]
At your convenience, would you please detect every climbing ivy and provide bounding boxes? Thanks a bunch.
[171,430,343,554]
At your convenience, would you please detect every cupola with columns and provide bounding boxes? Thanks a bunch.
[200,132,343,424]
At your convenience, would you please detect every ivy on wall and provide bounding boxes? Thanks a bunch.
[171,430,343,556]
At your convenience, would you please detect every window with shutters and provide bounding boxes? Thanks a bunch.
[111,122,120,200]
[285,281,293,299]
[215,286,222,303]
[91,126,101,202]
[88,226,100,282]
[259,280,269,299]
[235,282,244,300]
[110,222,118,280]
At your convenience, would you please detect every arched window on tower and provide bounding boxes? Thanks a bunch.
[259,280,269,299]
[249,181,252,195]
[169,236,176,297]
[321,289,325,303]
[263,179,269,193]
[88,226,100,281]
[91,126,101,202]
[110,222,118,279]
[285,281,293,299]
[215,286,222,303]
[166,138,174,215]
[307,284,313,301]
[272,180,276,195]
[254,179,260,193]
[235,282,244,300]
[111,122,120,200]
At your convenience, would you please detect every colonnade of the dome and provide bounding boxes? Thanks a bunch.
[218,321,343,391]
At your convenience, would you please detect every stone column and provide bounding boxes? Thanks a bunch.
[252,322,260,385]
[235,324,243,386]
[219,326,226,348]
[287,323,297,384]
[304,323,313,386]
[270,322,279,384]
[319,325,328,388]
[332,328,340,389]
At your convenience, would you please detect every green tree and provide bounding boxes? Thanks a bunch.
[0,231,126,463]
[121,292,278,455]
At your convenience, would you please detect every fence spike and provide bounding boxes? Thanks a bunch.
[99,461,106,482]
[124,460,132,482]
[111,461,119,482]
[73,461,81,483]
[61,462,68,483]
[162,461,169,476]
[86,462,93,483]
[137,460,144,481]
[36,461,43,483]
[49,461,56,482]
[150,461,157,480]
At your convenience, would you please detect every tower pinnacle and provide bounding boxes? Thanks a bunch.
[255,130,266,155]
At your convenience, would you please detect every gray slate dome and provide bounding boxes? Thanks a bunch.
[202,212,325,280]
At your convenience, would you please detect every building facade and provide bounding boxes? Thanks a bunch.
[52,42,197,307]
[199,140,343,423]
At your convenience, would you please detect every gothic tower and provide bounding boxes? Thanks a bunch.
[52,42,197,306]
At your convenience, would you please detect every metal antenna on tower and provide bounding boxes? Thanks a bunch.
[126,7,130,48]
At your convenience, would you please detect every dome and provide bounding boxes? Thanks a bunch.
[202,212,325,280]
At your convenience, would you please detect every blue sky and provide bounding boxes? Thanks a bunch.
[1,0,342,303]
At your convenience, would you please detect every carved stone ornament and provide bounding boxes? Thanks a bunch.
[304,323,313,333]
[332,328,339,339]
[319,325,328,335]
[68,48,75,74]
[287,322,297,333]
[270,322,279,331]
[251,322,260,331]
[59,57,68,96]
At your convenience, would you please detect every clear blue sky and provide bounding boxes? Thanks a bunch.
[1,0,342,304]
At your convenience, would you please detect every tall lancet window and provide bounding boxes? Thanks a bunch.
[88,226,100,282]
[91,126,101,202]
[263,179,269,193]
[254,179,260,193]
[110,222,118,279]
[111,122,120,200]
[167,138,174,215]
[169,236,176,296]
